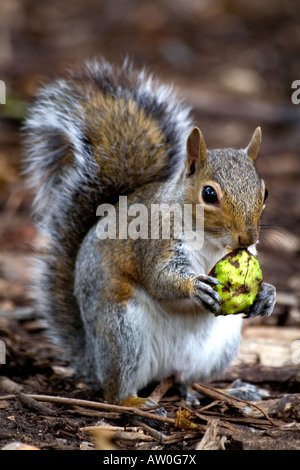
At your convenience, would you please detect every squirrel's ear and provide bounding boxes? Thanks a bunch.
[246,127,262,162]
[186,127,207,176]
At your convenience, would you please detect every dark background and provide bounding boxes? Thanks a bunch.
[0,0,300,450]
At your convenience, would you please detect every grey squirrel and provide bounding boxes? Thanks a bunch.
[24,58,276,407]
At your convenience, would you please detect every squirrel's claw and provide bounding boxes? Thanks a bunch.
[243,282,276,318]
[192,275,221,313]
[131,397,167,430]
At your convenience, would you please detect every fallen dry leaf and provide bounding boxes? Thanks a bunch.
[174,408,199,430]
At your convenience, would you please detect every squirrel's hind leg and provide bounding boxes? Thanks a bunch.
[78,293,161,406]
[81,299,145,404]
[80,296,167,425]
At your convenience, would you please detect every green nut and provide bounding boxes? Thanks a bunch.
[209,249,263,316]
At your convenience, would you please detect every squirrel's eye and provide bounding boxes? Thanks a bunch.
[202,185,218,205]
[264,188,269,202]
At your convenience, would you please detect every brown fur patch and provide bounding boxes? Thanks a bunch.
[119,395,150,407]
[84,93,170,188]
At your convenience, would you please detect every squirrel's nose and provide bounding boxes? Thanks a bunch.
[228,229,258,250]
[237,231,258,248]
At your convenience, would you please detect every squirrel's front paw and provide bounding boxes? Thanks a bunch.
[244,282,276,318]
[191,274,221,313]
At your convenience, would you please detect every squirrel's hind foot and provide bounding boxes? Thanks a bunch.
[119,395,167,429]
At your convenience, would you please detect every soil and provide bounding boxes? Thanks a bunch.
[1,0,300,451]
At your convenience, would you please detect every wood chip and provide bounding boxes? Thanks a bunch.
[196,419,227,450]
[2,441,40,450]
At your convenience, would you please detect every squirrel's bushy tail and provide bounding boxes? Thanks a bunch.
[23,59,192,372]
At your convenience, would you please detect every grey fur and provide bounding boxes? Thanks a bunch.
[23,59,275,402]
[23,58,192,377]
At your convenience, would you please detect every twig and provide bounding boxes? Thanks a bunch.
[0,394,16,400]
[149,376,175,403]
[16,392,57,416]
[4,393,175,425]
[131,418,166,443]
[162,431,202,445]
[192,383,278,427]
[70,407,122,419]
[196,411,283,428]
[80,425,139,433]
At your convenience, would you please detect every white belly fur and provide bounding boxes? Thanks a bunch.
[127,242,250,392]
[128,289,242,392]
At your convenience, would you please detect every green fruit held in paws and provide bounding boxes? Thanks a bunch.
[209,249,263,316]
